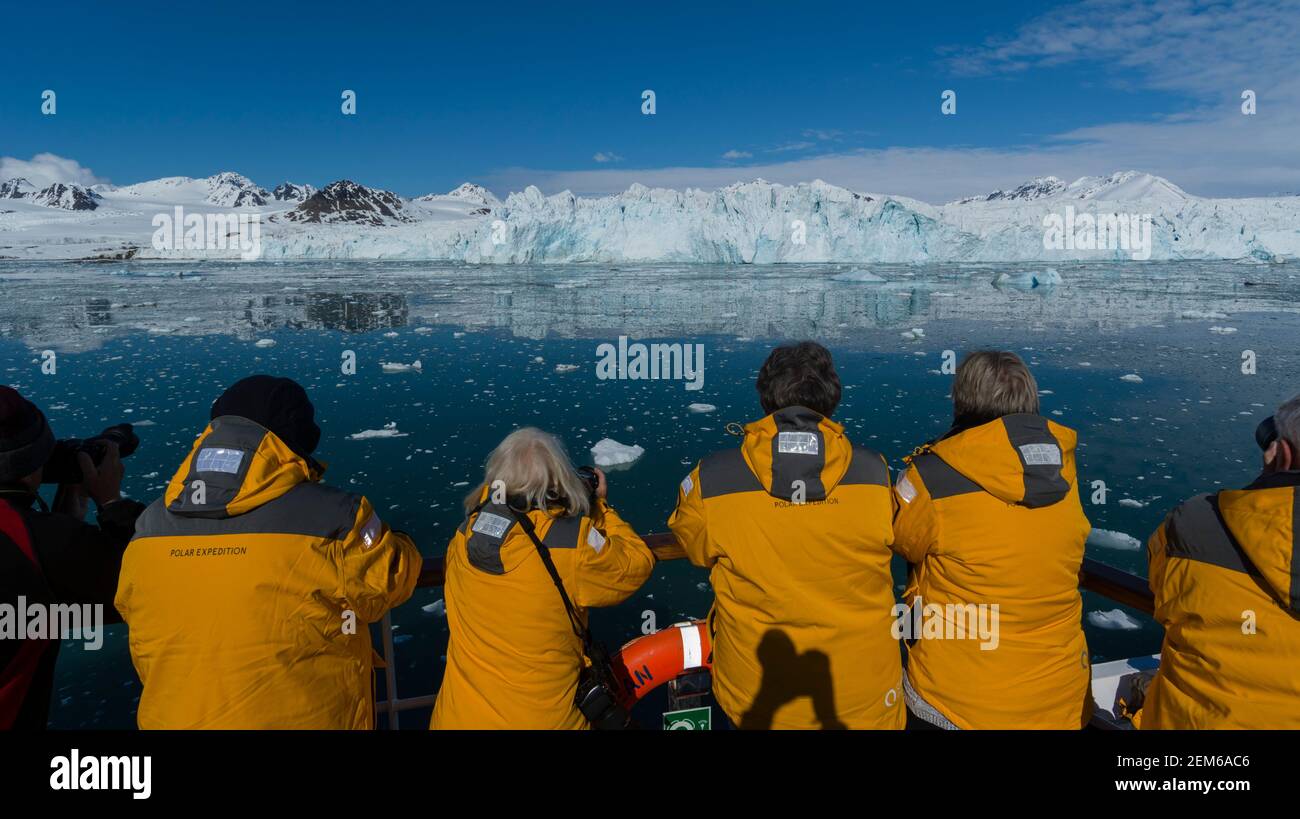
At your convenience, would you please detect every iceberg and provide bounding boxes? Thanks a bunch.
[1087,529,1142,551]
[591,438,644,467]
[1088,609,1143,631]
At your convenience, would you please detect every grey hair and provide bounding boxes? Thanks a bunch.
[1275,394,1300,451]
[464,427,590,518]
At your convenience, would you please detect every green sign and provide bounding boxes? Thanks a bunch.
[663,706,712,731]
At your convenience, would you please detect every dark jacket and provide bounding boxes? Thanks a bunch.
[0,489,143,729]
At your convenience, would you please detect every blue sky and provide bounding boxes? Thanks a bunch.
[1,0,1296,201]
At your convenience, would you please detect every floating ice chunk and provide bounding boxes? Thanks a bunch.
[1118,498,1146,509]
[1120,374,1144,383]
[1088,609,1142,631]
[688,403,717,413]
[591,438,644,467]
[414,327,433,334]
[383,332,399,338]
[832,269,885,283]
[1209,326,1238,334]
[1088,528,1142,551]
[554,364,580,373]
[1180,310,1229,320]
[421,599,446,617]
[348,422,409,440]
[381,360,422,373]
[254,339,276,348]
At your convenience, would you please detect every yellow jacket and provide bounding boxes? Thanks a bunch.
[430,493,654,729]
[1141,470,1300,729]
[892,414,1092,729]
[669,407,903,730]
[114,415,422,729]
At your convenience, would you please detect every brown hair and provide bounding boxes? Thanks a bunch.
[756,341,842,417]
[952,351,1040,424]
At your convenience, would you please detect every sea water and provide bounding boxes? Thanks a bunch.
[2,259,1297,728]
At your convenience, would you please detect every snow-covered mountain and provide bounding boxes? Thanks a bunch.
[1,169,1296,262]
[272,182,316,203]
[29,183,102,211]
[113,172,268,207]
[0,178,37,199]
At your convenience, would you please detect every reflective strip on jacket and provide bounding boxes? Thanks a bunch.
[1141,470,1300,729]
[669,406,904,730]
[430,493,654,730]
[892,414,1093,729]
[114,415,422,729]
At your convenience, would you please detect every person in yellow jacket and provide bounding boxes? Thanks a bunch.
[115,375,421,729]
[1134,396,1300,729]
[431,427,655,729]
[892,351,1092,729]
[669,341,903,730]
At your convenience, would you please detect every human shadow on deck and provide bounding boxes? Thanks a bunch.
[739,629,845,730]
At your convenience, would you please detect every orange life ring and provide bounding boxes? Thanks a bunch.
[611,621,712,707]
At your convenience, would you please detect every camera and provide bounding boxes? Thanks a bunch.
[575,465,600,501]
[42,423,139,484]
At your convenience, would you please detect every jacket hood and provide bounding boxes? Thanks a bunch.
[740,406,852,501]
[1221,471,1300,611]
[928,413,1078,508]
[164,415,323,519]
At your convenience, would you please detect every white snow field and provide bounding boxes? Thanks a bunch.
[1,169,1297,263]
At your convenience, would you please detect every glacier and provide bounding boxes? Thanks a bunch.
[1,169,1296,263]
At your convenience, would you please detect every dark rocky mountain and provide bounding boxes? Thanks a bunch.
[284,180,411,226]
[30,183,101,211]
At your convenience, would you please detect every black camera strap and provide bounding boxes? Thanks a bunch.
[504,505,594,653]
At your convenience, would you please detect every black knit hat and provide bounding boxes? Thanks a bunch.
[0,386,56,483]
[210,375,321,460]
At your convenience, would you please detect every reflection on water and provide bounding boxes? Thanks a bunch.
[1,260,1297,351]
[2,259,1298,728]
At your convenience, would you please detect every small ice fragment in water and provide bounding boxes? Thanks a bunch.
[1087,529,1141,551]
[348,422,409,440]
[254,339,276,348]
[1120,374,1144,383]
[554,364,580,373]
[381,360,422,373]
[422,600,446,617]
[591,438,645,467]
[1088,609,1142,630]
[688,403,716,413]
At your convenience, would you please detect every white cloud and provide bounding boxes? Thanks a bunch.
[0,153,107,189]
[721,150,752,160]
[592,152,624,164]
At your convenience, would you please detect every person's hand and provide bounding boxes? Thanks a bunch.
[593,467,607,500]
[79,441,124,507]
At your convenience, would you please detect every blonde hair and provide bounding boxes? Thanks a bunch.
[952,351,1040,421]
[464,427,591,518]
